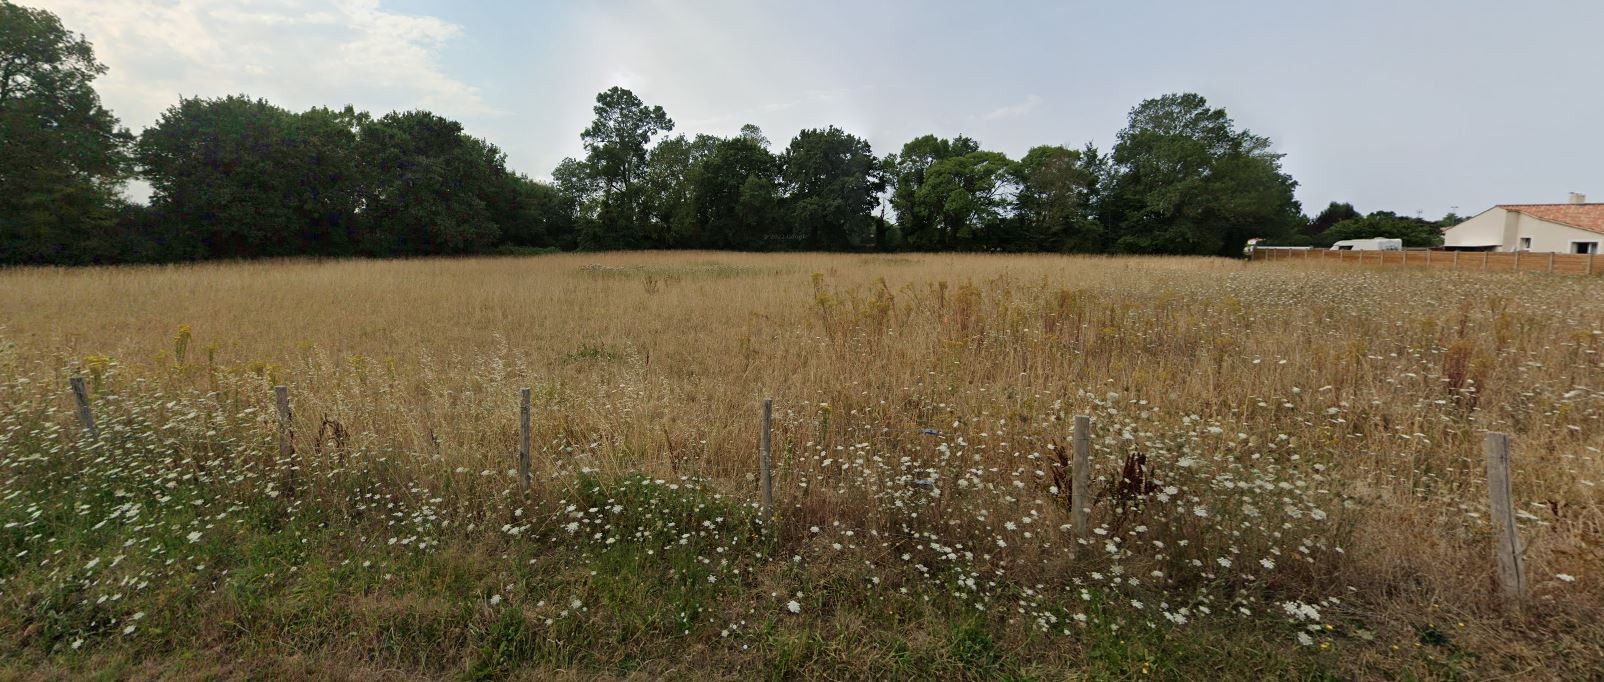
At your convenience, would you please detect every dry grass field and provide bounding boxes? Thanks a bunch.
[1,251,1601,679]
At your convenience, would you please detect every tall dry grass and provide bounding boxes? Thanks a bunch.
[1,251,1601,675]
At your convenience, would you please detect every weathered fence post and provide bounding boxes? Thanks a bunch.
[1514,249,1522,272]
[1483,251,1489,271]
[759,399,774,521]
[519,387,532,493]
[1483,431,1525,604]
[1453,250,1461,270]
[1072,415,1091,542]
[274,385,294,460]
[1588,253,1595,276]
[68,376,97,439]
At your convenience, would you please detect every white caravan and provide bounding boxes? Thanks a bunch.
[1329,238,1403,251]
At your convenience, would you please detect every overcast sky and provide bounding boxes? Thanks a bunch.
[34,0,1604,217]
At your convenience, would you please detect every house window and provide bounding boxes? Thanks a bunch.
[1575,241,1599,255]
[1518,237,1532,250]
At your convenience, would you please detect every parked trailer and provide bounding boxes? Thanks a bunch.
[1242,238,1313,257]
[1330,238,1403,251]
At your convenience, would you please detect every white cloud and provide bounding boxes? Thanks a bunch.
[980,94,1042,121]
[32,0,497,131]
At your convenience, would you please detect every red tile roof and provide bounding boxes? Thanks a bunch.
[1498,203,1604,235]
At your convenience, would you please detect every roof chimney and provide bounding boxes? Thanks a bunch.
[1569,192,1587,204]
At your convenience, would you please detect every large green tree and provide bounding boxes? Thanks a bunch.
[884,135,980,249]
[576,87,673,249]
[354,110,509,255]
[291,106,367,255]
[136,96,296,259]
[780,126,882,250]
[693,133,781,250]
[552,156,599,218]
[0,0,132,264]
[1105,93,1302,256]
[640,133,718,247]
[489,173,575,251]
[137,96,366,258]
[912,149,1015,250]
[140,98,528,259]
[1009,145,1102,252]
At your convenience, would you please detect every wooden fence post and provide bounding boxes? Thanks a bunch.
[1483,432,1525,604]
[1514,249,1522,272]
[519,387,532,493]
[1588,253,1596,276]
[1483,251,1489,271]
[759,399,774,521]
[1548,252,1555,273]
[68,376,97,439]
[1454,250,1461,270]
[1072,415,1091,542]
[274,385,294,461]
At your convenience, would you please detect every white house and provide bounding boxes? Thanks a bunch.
[1443,193,1604,254]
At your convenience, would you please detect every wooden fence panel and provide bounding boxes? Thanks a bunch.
[1553,254,1592,275]
[1251,248,1598,276]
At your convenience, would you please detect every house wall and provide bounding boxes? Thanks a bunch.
[1443,209,1509,248]
[1443,208,1603,253]
[1522,219,1603,253]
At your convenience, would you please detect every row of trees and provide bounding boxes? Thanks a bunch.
[2,0,571,264]
[133,98,573,260]
[3,1,1450,265]
[550,87,1307,257]
[10,93,576,263]
[548,86,890,252]
[1289,201,1457,248]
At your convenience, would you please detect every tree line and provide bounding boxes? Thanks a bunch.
[2,1,1451,266]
